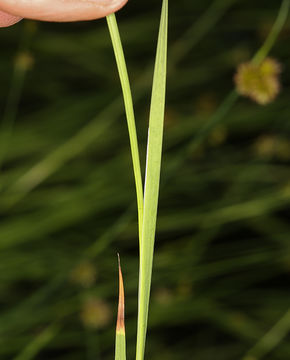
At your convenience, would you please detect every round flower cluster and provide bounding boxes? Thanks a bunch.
[234,58,281,105]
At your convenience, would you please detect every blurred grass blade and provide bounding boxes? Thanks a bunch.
[243,307,290,360]
[136,1,168,360]
[252,0,290,65]
[106,14,144,242]
[13,323,60,360]
[115,254,126,360]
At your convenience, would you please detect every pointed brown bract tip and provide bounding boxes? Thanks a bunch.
[116,253,125,335]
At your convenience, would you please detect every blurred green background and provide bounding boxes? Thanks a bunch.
[1,0,290,359]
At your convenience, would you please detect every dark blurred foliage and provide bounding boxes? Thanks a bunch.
[0,0,290,359]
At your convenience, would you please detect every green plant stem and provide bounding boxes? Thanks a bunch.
[252,0,290,65]
[106,14,144,242]
[243,307,290,360]
[136,1,168,360]
[187,90,239,155]
[179,0,289,162]
[115,333,126,360]
[13,323,60,360]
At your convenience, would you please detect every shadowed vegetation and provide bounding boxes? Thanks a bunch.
[1,0,290,359]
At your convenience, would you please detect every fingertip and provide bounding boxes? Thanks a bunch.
[0,10,22,28]
[0,0,128,23]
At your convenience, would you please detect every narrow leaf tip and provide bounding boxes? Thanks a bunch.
[117,253,125,335]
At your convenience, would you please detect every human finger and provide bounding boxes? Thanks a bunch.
[0,9,22,27]
[0,0,127,24]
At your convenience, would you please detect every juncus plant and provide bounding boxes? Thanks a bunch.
[2,1,289,359]
[107,2,168,359]
[1,1,168,360]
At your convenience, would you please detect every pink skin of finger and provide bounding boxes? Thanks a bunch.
[0,0,127,27]
[0,10,22,27]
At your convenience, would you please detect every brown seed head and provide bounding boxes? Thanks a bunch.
[234,58,281,105]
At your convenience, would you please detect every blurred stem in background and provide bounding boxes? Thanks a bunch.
[12,323,60,360]
[252,0,290,65]
[169,0,239,67]
[243,307,290,360]
[180,0,290,161]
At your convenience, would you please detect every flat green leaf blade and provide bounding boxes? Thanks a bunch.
[106,13,144,242]
[136,1,168,360]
